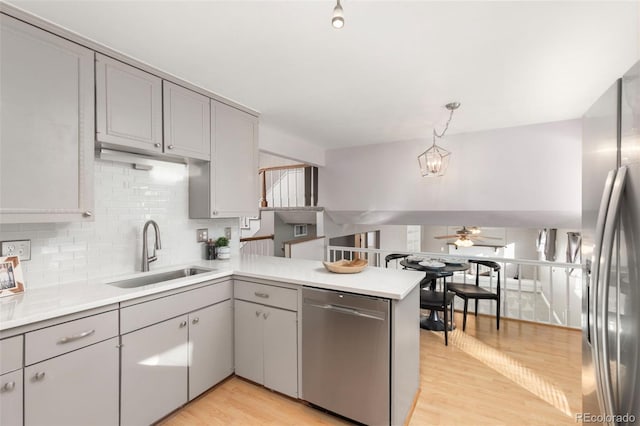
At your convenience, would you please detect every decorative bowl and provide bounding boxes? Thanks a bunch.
[322,259,368,274]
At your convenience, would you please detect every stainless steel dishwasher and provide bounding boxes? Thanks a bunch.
[302,286,390,426]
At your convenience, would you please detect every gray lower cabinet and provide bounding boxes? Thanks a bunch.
[234,299,298,398]
[0,370,23,426]
[262,305,298,398]
[189,300,234,400]
[121,316,189,426]
[234,299,265,385]
[120,280,233,424]
[0,335,23,426]
[24,337,119,426]
[0,13,94,223]
[96,53,163,153]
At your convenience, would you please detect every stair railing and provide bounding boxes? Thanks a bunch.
[240,234,275,256]
[259,164,318,208]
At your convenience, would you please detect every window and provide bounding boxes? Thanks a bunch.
[294,224,308,237]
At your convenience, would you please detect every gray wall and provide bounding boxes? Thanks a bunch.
[273,214,317,257]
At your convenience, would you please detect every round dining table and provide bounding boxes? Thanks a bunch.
[400,259,470,331]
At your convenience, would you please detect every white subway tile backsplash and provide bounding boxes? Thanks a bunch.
[0,159,239,290]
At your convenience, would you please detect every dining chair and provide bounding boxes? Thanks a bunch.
[384,253,409,269]
[448,260,501,331]
[419,276,455,345]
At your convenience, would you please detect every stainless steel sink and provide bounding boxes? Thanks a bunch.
[107,267,214,289]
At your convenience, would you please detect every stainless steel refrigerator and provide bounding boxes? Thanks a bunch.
[582,60,640,425]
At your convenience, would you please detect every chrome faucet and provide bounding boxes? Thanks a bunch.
[142,220,162,272]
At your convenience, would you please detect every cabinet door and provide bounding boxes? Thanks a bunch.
[234,300,264,384]
[0,370,23,426]
[0,15,94,223]
[121,316,188,426]
[263,306,298,398]
[212,101,259,217]
[24,338,118,426]
[96,53,163,153]
[189,299,233,400]
[163,81,211,160]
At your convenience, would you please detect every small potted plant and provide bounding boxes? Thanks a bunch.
[215,236,231,259]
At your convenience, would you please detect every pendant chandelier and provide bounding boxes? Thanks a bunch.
[418,102,460,177]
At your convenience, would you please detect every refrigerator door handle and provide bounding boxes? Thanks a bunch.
[590,169,617,417]
[598,165,628,422]
[591,170,618,344]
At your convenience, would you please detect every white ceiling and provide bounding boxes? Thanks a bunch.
[10,0,639,150]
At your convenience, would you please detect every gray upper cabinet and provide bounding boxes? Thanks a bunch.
[0,14,94,223]
[189,100,258,218]
[96,53,163,153]
[214,101,259,216]
[163,81,211,161]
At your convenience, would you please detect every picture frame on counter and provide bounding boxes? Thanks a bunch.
[0,255,25,297]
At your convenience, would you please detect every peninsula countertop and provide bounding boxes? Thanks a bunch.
[0,255,423,332]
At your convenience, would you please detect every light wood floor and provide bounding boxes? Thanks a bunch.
[160,312,581,426]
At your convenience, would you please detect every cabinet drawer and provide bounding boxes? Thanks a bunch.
[234,280,297,311]
[0,335,23,374]
[121,280,232,334]
[25,310,118,365]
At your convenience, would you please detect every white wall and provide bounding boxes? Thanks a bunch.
[323,214,409,252]
[0,160,239,290]
[259,152,302,168]
[320,119,581,228]
[287,237,325,261]
[259,121,326,166]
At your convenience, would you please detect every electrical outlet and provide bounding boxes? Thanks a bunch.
[1,240,31,261]
[197,229,208,243]
[224,227,232,239]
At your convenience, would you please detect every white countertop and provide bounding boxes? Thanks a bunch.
[0,255,423,332]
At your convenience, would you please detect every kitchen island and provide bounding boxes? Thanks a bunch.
[0,255,423,426]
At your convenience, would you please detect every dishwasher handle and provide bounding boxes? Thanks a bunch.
[305,302,385,321]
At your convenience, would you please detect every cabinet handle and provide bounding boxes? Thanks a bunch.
[192,317,200,325]
[263,312,270,320]
[1,382,15,392]
[83,211,93,217]
[179,321,188,328]
[212,210,218,216]
[255,311,262,317]
[34,372,46,381]
[254,292,269,299]
[168,145,175,150]
[57,329,95,344]
[154,143,161,148]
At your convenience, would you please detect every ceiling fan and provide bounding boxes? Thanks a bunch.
[434,226,501,247]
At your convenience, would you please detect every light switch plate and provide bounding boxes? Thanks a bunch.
[1,240,31,261]
[197,229,208,243]
[225,227,232,239]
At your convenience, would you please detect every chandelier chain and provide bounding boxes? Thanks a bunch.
[432,108,455,142]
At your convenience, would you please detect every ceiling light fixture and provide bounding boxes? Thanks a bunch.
[454,237,474,248]
[332,0,344,29]
[418,102,461,177]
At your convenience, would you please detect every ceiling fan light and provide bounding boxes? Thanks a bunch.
[332,1,344,29]
[454,238,474,248]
